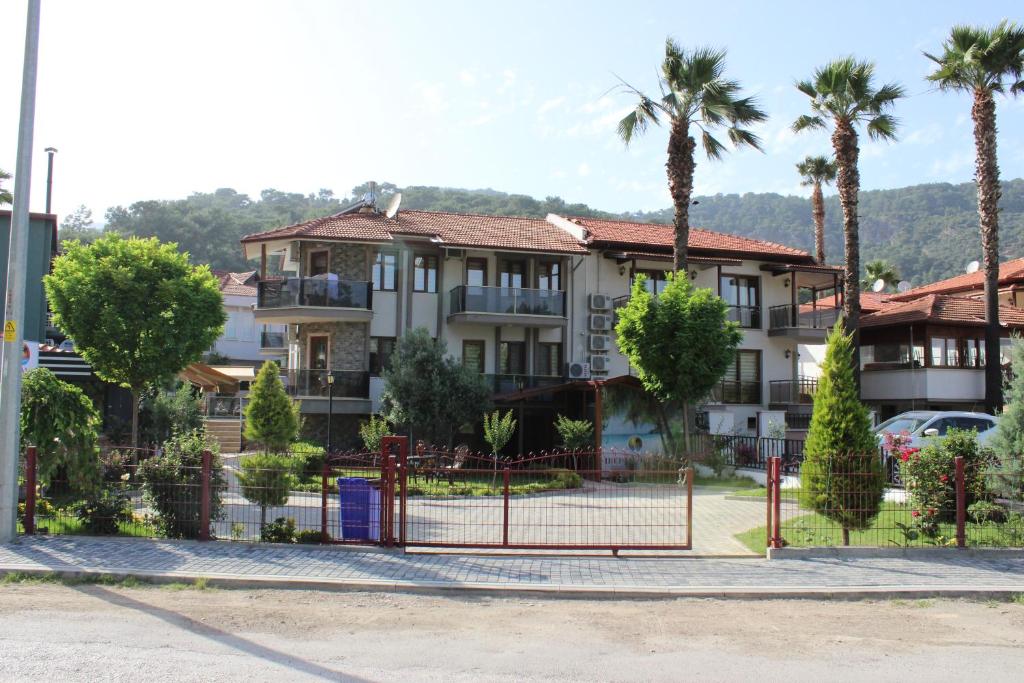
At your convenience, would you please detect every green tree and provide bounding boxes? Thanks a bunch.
[925,21,1024,412]
[44,233,225,446]
[59,205,101,246]
[19,368,101,492]
[237,453,296,531]
[142,382,203,446]
[483,409,517,486]
[990,336,1024,490]
[795,155,837,263]
[380,328,492,447]
[615,271,742,460]
[358,415,392,453]
[244,361,299,453]
[617,39,767,271]
[861,259,901,291]
[793,58,904,382]
[0,168,12,205]
[554,414,593,470]
[801,324,883,545]
[138,430,225,539]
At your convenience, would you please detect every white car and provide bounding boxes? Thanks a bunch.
[875,410,998,450]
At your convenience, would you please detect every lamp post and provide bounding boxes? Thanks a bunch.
[326,372,334,456]
[44,146,56,214]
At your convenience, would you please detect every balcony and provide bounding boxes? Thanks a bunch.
[259,329,287,354]
[255,277,373,324]
[708,380,762,405]
[726,305,761,329]
[284,369,371,414]
[769,377,818,405]
[861,367,984,403]
[448,286,567,327]
[768,303,840,341]
[482,374,566,397]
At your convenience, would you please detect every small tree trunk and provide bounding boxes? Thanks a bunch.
[260,504,267,531]
[491,453,498,489]
[666,121,696,272]
[831,120,862,390]
[131,389,141,448]
[842,526,850,546]
[681,402,690,467]
[973,89,1002,412]
[811,182,826,263]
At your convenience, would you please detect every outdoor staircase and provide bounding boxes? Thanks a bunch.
[203,418,242,453]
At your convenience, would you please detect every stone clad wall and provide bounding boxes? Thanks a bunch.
[298,321,367,371]
[299,242,369,281]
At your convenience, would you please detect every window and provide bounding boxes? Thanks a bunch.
[537,262,561,291]
[466,258,488,287]
[499,260,526,289]
[308,250,330,277]
[308,335,329,370]
[720,350,761,404]
[499,341,526,375]
[633,270,669,295]
[536,343,562,376]
[862,343,924,370]
[462,340,485,373]
[372,251,398,291]
[931,337,963,367]
[720,274,760,328]
[369,337,396,376]
[413,255,438,293]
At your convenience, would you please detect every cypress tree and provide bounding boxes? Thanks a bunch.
[244,361,299,453]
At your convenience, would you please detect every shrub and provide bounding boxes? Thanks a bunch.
[237,453,296,530]
[734,441,757,467]
[244,361,299,453]
[295,529,323,544]
[968,500,1007,524]
[142,382,203,446]
[288,441,326,478]
[548,468,583,489]
[260,517,297,543]
[72,491,132,535]
[138,430,224,539]
[100,449,135,483]
[554,415,593,452]
[359,415,392,453]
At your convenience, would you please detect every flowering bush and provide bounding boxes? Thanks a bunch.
[899,428,995,536]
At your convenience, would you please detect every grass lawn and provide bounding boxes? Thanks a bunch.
[693,473,761,489]
[730,487,801,500]
[19,515,161,539]
[291,470,585,497]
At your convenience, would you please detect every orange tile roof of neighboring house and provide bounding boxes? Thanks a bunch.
[860,294,1024,328]
[567,216,815,262]
[803,291,893,313]
[890,257,1024,300]
[241,209,588,255]
[213,270,258,297]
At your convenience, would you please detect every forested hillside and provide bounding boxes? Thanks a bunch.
[78,178,1024,286]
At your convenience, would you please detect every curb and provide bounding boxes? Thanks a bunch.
[768,546,1024,560]
[3,564,1024,600]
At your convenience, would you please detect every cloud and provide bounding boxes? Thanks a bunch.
[577,162,591,177]
[929,150,974,177]
[903,123,943,145]
[458,69,477,87]
[537,96,565,115]
[412,82,448,115]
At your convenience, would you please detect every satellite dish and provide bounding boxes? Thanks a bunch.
[871,278,886,293]
[385,192,402,220]
[897,280,911,293]
[966,260,981,274]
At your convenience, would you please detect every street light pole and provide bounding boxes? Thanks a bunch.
[0,0,42,544]
[43,147,56,214]
[326,372,334,456]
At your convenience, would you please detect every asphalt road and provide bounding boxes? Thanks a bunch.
[2,582,1023,682]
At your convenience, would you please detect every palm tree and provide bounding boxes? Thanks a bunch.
[617,39,767,271]
[792,58,904,384]
[0,169,12,206]
[925,22,1024,413]
[795,155,837,263]
[860,259,900,291]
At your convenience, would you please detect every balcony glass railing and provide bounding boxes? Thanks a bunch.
[260,329,287,349]
[285,370,370,399]
[482,374,566,395]
[449,286,566,317]
[769,378,818,405]
[709,380,762,405]
[769,304,840,330]
[258,277,372,310]
[726,305,761,329]
[204,395,244,417]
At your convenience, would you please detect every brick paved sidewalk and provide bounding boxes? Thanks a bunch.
[2,537,1024,597]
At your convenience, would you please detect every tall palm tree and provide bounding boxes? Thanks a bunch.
[0,169,12,206]
[617,39,767,271]
[861,259,900,291]
[795,155,837,263]
[925,21,1024,413]
[793,58,904,384]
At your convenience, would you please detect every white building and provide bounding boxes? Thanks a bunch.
[239,200,840,449]
[210,270,287,366]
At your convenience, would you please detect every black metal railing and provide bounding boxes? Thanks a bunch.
[725,305,761,329]
[449,286,566,317]
[204,395,244,417]
[769,378,819,405]
[482,374,566,396]
[708,380,762,404]
[285,370,370,398]
[260,329,286,349]
[258,277,372,310]
[769,303,840,330]
[784,412,813,430]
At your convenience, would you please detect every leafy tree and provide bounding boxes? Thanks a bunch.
[925,21,1024,412]
[44,233,225,446]
[19,368,101,492]
[617,39,767,270]
[795,155,837,263]
[615,271,742,460]
[0,168,12,205]
[861,259,901,291]
[58,205,101,246]
[990,336,1024,489]
[793,58,904,381]
[142,382,203,446]
[801,324,883,545]
[483,409,517,486]
[380,328,492,447]
[237,453,296,531]
[554,415,593,470]
[138,429,225,539]
[244,361,299,453]
[358,415,392,453]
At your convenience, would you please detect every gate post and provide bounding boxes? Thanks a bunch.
[199,449,211,541]
[24,446,36,535]
[955,456,966,548]
[503,467,510,547]
[385,455,396,547]
[379,436,408,547]
[684,466,693,549]
[765,457,774,551]
[320,458,329,543]
[770,456,782,549]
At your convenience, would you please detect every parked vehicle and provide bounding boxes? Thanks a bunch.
[875,411,998,448]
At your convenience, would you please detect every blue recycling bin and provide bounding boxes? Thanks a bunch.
[337,477,380,541]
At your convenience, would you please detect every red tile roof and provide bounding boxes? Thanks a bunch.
[806,291,892,313]
[213,270,258,297]
[241,209,588,255]
[568,216,815,262]
[860,294,1024,328]
[890,257,1024,300]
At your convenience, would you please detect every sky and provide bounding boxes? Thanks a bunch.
[2,0,1024,223]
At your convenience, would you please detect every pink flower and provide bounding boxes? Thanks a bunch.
[911,510,920,517]
[900,452,910,462]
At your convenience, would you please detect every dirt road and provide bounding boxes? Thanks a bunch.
[2,582,1023,681]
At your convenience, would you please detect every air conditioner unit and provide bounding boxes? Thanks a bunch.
[567,361,591,379]
[588,334,611,352]
[589,355,609,372]
[589,314,613,331]
[589,293,612,311]
[444,248,466,259]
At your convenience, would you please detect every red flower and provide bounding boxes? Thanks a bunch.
[900,452,910,462]
[939,474,948,483]
[911,510,920,517]
[928,508,937,516]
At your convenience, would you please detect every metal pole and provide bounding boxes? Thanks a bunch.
[44,147,56,214]
[326,373,334,456]
[0,0,42,544]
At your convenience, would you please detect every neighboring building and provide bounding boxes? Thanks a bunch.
[889,257,1024,307]
[210,270,286,366]
[0,210,58,345]
[239,199,841,449]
